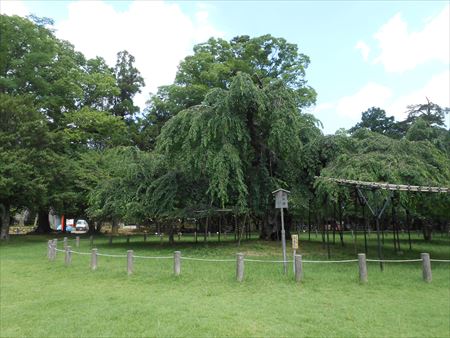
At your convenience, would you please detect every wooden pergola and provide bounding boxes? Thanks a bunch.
[315,176,450,270]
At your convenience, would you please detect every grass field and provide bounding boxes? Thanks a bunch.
[1,232,449,337]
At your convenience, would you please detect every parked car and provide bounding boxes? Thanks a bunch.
[56,224,74,233]
[75,219,89,232]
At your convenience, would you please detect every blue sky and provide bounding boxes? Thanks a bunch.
[2,0,449,133]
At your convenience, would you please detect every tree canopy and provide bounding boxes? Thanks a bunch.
[1,14,448,240]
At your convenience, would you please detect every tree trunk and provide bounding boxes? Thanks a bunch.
[260,211,278,240]
[36,208,51,233]
[112,219,119,234]
[423,223,433,241]
[0,202,11,240]
[169,222,174,244]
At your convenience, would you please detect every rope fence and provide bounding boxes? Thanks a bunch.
[46,237,449,284]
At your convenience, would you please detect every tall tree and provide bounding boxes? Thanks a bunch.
[111,50,145,120]
[144,35,317,149]
[157,72,319,238]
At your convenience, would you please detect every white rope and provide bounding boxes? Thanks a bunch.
[69,250,92,256]
[303,259,358,263]
[430,259,450,262]
[55,248,65,252]
[96,253,127,258]
[244,258,293,263]
[133,255,172,259]
[366,259,422,263]
[181,257,235,262]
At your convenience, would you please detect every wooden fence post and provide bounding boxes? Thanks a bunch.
[47,240,52,260]
[421,253,432,282]
[91,248,98,270]
[144,233,147,242]
[236,253,244,282]
[65,246,72,265]
[76,236,80,248]
[89,235,93,247]
[358,253,368,283]
[63,237,68,250]
[52,239,57,260]
[294,254,303,283]
[127,250,133,275]
[174,251,181,276]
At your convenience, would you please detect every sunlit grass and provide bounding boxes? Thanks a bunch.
[1,233,449,337]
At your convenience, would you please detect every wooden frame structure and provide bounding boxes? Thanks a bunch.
[316,176,449,270]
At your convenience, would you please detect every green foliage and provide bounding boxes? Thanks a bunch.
[145,34,317,150]
[316,130,450,220]
[157,72,318,217]
[349,107,397,137]
[111,50,145,119]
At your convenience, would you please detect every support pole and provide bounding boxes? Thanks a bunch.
[236,253,244,282]
[47,240,52,260]
[421,253,432,282]
[91,248,98,270]
[358,253,368,283]
[76,236,80,248]
[127,250,133,275]
[280,208,287,274]
[174,251,181,276]
[294,254,303,283]
[65,246,72,266]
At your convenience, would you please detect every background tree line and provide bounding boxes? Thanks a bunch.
[1,15,449,240]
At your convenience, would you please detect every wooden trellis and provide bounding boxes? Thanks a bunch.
[315,176,449,270]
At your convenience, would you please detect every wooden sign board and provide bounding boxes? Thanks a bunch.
[291,235,298,249]
[273,189,289,209]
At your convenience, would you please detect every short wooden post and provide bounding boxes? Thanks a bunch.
[75,236,80,248]
[63,237,68,250]
[358,253,368,283]
[89,235,93,247]
[127,250,133,275]
[421,253,432,282]
[144,233,147,242]
[174,251,181,276]
[194,232,197,242]
[91,248,98,270]
[109,235,113,245]
[65,246,72,265]
[178,232,181,241]
[47,240,52,260]
[294,254,303,283]
[236,253,244,282]
[52,239,57,260]
[126,235,130,244]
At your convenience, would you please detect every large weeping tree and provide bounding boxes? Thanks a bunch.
[157,72,319,239]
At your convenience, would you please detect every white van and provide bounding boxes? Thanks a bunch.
[75,219,89,232]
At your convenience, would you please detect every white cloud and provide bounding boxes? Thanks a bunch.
[336,82,392,118]
[386,70,450,120]
[373,5,450,73]
[0,0,29,16]
[355,40,370,62]
[55,0,223,109]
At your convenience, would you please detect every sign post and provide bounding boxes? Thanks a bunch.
[291,234,298,274]
[272,188,290,274]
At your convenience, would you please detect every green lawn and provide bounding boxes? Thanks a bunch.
[1,233,449,337]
